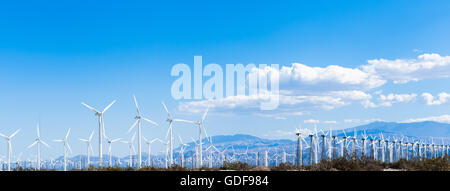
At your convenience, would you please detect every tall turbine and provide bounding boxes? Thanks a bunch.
[0,129,20,171]
[53,129,72,171]
[161,102,193,167]
[295,129,304,167]
[103,124,121,167]
[173,108,210,167]
[28,123,50,170]
[79,130,94,168]
[143,137,161,167]
[81,100,116,168]
[128,95,158,169]
[121,133,136,168]
[178,136,189,167]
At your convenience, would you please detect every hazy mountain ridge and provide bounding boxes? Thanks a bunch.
[64,121,450,162]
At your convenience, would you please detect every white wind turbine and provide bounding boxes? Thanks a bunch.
[191,137,200,168]
[0,129,20,171]
[178,136,190,168]
[128,95,158,169]
[81,100,116,168]
[103,125,121,167]
[175,108,210,167]
[28,123,50,170]
[143,137,161,167]
[161,102,195,167]
[53,129,72,171]
[121,133,136,168]
[79,130,94,168]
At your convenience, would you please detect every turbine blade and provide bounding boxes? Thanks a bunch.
[89,144,94,154]
[89,130,95,141]
[128,120,139,134]
[37,123,40,137]
[10,129,20,138]
[111,138,122,143]
[79,138,89,142]
[202,107,209,122]
[165,124,172,140]
[142,117,158,126]
[173,119,196,124]
[28,141,38,148]
[41,140,50,148]
[131,133,136,142]
[81,102,100,113]
[66,142,72,154]
[53,139,64,142]
[133,95,141,115]
[162,102,172,119]
[65,128,71,140]
[131,144,136,154]
[102,100,117,113]
[0,133,7,139]
[202,125,209,142]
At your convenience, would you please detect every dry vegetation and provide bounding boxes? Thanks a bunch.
[11,156,449,171]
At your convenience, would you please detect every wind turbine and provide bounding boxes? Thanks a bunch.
[161,102,195,167]
[15,152,23,169]
[0,129,20,171]
[178,136,190,168]
[53,129,72,171]
[81,100,116,168]
[128,95,158,169]
[103,125,121,167]
[143,137,161,167]
[79,130,94,168]
[121,133,136,168]
[28,123,50,170]
[177,108,210,167]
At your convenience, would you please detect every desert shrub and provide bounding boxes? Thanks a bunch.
[220,161,251,171]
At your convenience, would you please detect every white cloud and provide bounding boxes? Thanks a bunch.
[422,92,450,105]
[178,90,373,115]
[259,63,386,91]
[304,119,320,124]
[177,53,450,117]
[362,53,450,84]
[377,93,417,107]
[323,120,337,124]
[344,119,361,123]
[403,114,450,124]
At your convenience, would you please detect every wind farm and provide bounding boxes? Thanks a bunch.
[0,96,448,172]
[1,0,450,174]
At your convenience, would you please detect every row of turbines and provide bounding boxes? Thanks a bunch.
[0,95,214,171]
[293,127,450,166]
[0,96,449,171]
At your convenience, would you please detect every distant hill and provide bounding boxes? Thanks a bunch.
[334,121,450,139]
[62,121,449,165]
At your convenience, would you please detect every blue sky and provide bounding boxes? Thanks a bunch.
[0,0,450,160]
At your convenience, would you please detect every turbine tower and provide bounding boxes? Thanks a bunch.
[172,108,210,167]
[295,130,304,167]
[28,123,50,170]
[81,100,116,168]
[79,130,94,168]
[0,129,20,171]
[161,102,194,167]
[53,129,72,171]
[103,124,121,167]
[143,137,161,167]
[128,95,158,169]
[121,133,136,168]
